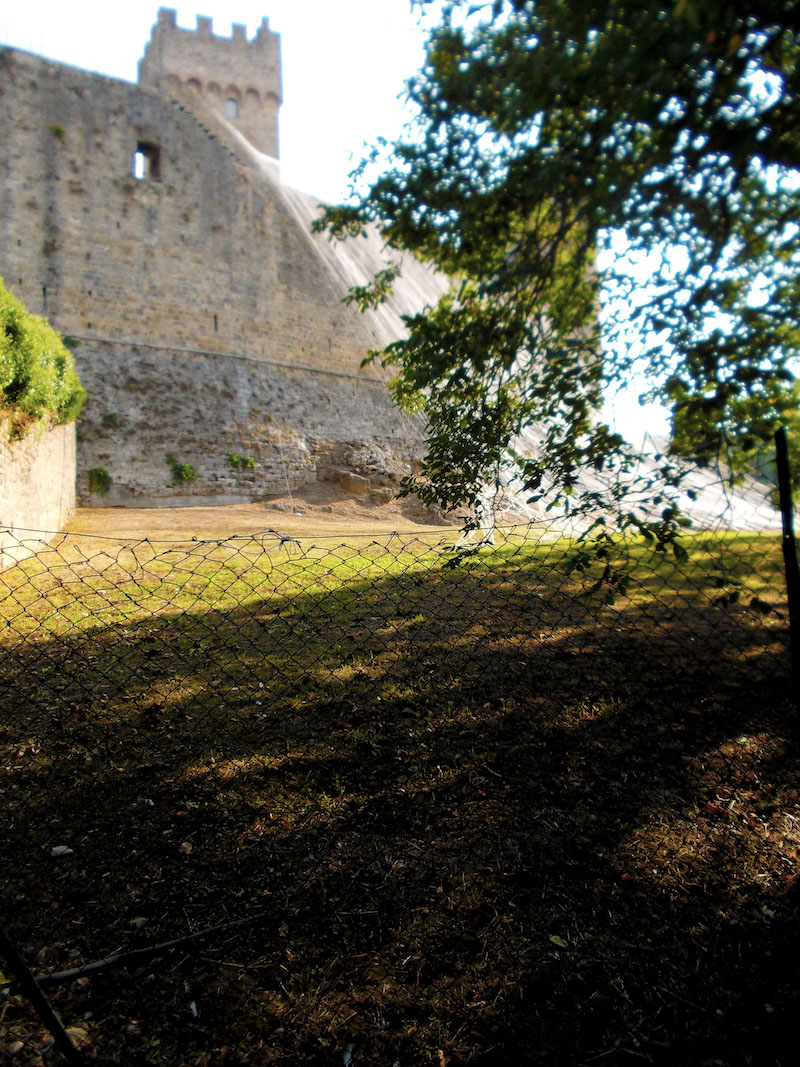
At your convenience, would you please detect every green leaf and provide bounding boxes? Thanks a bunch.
[315,0,800,535]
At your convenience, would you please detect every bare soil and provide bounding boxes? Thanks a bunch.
[2,518,797,1066]
[65,485,459,544]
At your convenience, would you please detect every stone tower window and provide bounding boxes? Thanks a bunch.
[224,97,239,119]
[133,141,161,181]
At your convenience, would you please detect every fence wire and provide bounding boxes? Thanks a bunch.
[0,515,798,1065]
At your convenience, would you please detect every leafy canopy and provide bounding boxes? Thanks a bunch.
[319,0,800,526]
[0,276,85,438]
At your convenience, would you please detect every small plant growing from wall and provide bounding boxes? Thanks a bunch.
[88,467,111,494]
[102,412,120,429]
[50,125,65,139]
[167,454,196,485]
[227,453,256,471]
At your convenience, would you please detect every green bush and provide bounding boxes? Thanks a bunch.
[166,454,196,485]
[0,275,86,438]
[227,452,256,471]
[88,467,111,494]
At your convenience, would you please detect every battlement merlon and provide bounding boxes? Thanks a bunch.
[138,8,282,157]
[147,9,275,49]
[139,9,281,93]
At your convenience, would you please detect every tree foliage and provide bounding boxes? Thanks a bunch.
[0,276,85,438]
[319,0,800,527]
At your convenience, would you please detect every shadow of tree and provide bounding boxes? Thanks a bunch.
[0,533,797,1064]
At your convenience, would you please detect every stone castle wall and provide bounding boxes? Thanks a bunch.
[76,341,425,506]
[139,8,281,157]
[0,47,379,374]
[0,423,75,565]
[0,26,443,506]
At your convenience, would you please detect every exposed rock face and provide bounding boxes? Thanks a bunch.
[0,12,446,506]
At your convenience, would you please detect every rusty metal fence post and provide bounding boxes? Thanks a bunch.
[775,427,800,706]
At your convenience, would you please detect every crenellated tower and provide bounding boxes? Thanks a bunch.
[138,7,282,158]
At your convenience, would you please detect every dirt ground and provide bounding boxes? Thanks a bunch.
[2,523,796,1066]
[65,484,462,543]
[3,488,797,1065]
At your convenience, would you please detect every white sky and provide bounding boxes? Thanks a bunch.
[0,0,429,203]
[0,0,669,441]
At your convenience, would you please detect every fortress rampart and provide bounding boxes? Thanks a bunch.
[0,11,444,506]
[139,8,281,158]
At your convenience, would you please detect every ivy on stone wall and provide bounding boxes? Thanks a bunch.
[0,275,86,439]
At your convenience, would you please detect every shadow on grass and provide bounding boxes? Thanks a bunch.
[1,534,797,1065]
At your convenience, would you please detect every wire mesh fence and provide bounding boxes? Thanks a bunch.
[1,512,798,1064]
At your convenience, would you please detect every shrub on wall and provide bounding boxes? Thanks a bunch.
[166,454,196,485]
[227,452,256,470]
[88,467,111,494]
[0,275,86,438]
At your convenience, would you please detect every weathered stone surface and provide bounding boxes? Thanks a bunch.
[70,342,422,504]
[139,9,282,158]
[0,17,447,506]
[0,422,75,565]
[322,468,371,496]
[369,487,395,505]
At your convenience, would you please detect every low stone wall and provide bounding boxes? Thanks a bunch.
[0,422,76,568]
[74,341,425,506]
